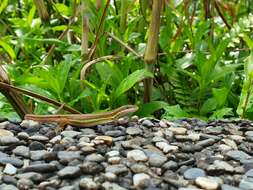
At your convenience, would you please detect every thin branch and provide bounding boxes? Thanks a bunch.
[214,0,231,29]
[0,82,81,114]
[80,55,120,81]
[43,0,79,64]
[107,32,142,58]
[87,0,111,61]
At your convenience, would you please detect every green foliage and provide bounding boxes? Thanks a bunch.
[0,0,252,120]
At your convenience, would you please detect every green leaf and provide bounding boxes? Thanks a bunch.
[114,69,153,98]
[0,0,8,15]
[27,5,36,26]
[162,105,189,119]
[54,3,70,17]
[210,108,233,120]
[0,39,16,60]
[136,101,169,117]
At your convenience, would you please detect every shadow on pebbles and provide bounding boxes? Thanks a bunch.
[0,117,253,190]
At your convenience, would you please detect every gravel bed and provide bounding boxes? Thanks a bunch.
[0,117,253,190]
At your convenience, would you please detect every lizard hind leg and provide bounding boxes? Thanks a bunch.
[55,122,66,134]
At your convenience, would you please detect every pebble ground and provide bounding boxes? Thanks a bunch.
[0,117,253,190]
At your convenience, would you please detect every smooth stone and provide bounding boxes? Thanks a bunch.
[218,144,232,152]
[221,139,237,149]
[2,175,17,185]
[16,172,44,182]
[142,120,155,127]
[57,151,81,161]
[245,131,253,137]
[0,136,19,145]
[95,136,113,145]
[106,150,120,157]
[0,184,18,190]
[30,150,47,160]
[102,182,127,190]
[162,161,178,171]
[208,160,234,173]
[226,150,252,161]
[169,127,187,135]
[195,139,216,147]
[245,169,253,178]
[221,184,241,190]
[239,177,253,190]
[159,120,168,128]
[80,128,96,135]
[80,161,104,174]
[148,153,167,167]
[126,127,142,135]
[105,164,128,175]
[61,130,81,138]
[57,166,81,178]
[13,146,30,158]
[133,173,151,188]
[108,157,121,164]
[85,153,105,162]
[79,177,100,189]
[127,150,148,162]
[50,135,62,144]
[195,177,219,190]
[0,157,23,167]
[229,135,245,143]
[3,163,17,175]
[104,172,117,181]
[29,135,49,142]
[0,151,9,158]
[130,163,149,173]
[20,120,39,128]
[0,129,14,137]
[22,163,57,173]
[184,168,206,180]
[59,186,75,190]
[104,130,125,137]
[17,132,29,140]
[155,142,178,153]
[29,141,45,150]
[81,146,96,155]
[17,178,33,189]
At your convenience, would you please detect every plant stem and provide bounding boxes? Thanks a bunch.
[143,0,163,103]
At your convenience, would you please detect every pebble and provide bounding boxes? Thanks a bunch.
[133,173,151,188]
[80,161,104,174]
[169,127,187,135]
[79,177,100,189]
[155,142,178,153]
[127,149,148,162]
[148,153,167,167]
[126,127,142,135]
[0,129,14,137]
[3,163,17,175]
[61,130,81,138]
[105,164,128,175]
[195,177,219,190]
[226,150,252,161]
[0,118,251,189]
[57,166,81,178]
[184,168,206,180]
[0,157,23,167]
[94,136,113,145]
[13,145,30,158]
[0,136,19,145]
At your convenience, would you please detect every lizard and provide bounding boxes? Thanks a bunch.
[24,105,138,131]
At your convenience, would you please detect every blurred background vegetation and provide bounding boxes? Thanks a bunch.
[0,0,252,121]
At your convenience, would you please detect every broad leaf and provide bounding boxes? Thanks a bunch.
[114,69,153,98]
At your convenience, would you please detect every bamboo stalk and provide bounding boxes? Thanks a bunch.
[143,0,163,103]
